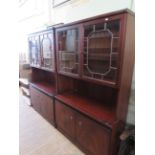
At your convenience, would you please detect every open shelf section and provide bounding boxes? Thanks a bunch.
[55,92,116,127]
[30,82,56,97]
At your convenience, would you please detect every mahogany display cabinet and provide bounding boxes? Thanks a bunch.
[28,9,135,155]
[28,28,57,125]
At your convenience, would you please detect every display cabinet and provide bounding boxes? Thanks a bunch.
[28,28,57,126]
[55,9,134,155]
[28,9,134,155]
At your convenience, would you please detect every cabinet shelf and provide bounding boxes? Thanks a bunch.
[30,82,56,97]
[55,92,116,127]
[31,65,55,73]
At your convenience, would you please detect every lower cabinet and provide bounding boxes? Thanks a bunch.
[55,100,76,139]
[76,114,110,155]
[30,85,54,125]
[55,100,111,155]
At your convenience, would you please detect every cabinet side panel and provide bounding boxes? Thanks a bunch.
[116,13,135,122]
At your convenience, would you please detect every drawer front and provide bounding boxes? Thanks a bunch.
[76,113,111,155]
[55,100,76,139]
[30,85,54,124]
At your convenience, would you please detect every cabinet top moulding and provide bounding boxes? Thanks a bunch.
[54,9,134,29]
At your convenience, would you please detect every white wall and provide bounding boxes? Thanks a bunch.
[50,0,133,24]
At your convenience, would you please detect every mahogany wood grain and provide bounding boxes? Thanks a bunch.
[30,85,55,125]
[116,13,135,122]
[55,100,76,139]
[30,82,56,97]
[30,85,41,113]
[76,113,111,155]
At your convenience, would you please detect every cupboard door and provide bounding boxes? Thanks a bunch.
[39,93,54,124]
[56,26,80,77]
[55,100,75,139]
[76,114,110,155]
[30,85,54,124]
[40,32,55,71]
[82,17,122,85]
[30,85,41,113]
[28,35,41,67]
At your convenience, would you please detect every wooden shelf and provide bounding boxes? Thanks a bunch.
[31,65,55,73]
[30,82,56,97]
[55,92,116,127]
[40,67,55,73]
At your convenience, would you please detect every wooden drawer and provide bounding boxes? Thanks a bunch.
[30,85,54,124]
[55,100,76,139]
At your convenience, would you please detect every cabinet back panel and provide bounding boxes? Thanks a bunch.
[76,80,117,105]
[32,68,55,84]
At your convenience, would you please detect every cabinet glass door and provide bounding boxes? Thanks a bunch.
[83,19,120,84]
[29,36,41,67]
[40,32,55,71]
[57,28,79,76]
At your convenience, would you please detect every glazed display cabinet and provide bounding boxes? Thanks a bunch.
[28,9,135,155]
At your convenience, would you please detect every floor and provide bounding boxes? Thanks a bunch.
[19,92,84,155]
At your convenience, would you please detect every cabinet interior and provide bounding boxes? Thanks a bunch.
[31,68,56,95]
[83,19,120,83]
[57,28,79,75]
[58,74,117,106]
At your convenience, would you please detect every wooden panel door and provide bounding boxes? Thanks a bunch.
[55,100,76,139]
[40,93,54,124]
[30,85,54,124]
[76,113,111,155]
[30,85,41,113]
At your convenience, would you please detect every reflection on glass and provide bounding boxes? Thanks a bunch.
[58,28,79,75]
[29,36,40,66]
[41,33,54,70]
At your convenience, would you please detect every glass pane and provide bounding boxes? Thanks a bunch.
[41,33,54,70]
[83,20,120,83]
[58,28,79,75]
[29,36,40,66]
